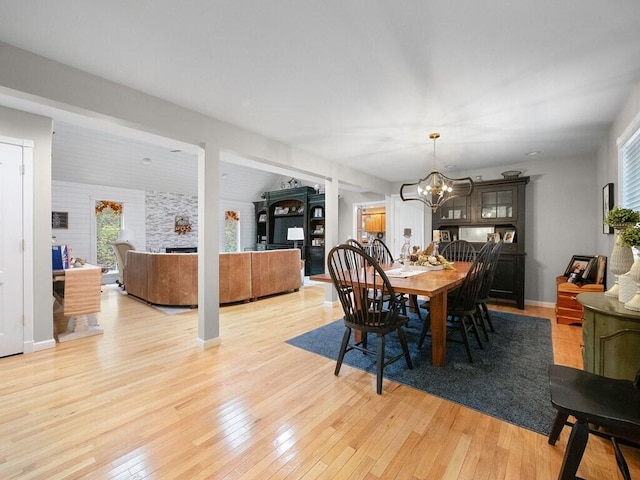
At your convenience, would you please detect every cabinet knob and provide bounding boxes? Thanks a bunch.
[570,295,577,300]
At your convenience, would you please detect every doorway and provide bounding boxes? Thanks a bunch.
[354,201,387,247]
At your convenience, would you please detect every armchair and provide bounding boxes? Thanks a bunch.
[110,240,135,288]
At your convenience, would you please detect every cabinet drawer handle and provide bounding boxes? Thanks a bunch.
[570,295,577,300]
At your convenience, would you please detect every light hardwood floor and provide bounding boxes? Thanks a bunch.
[1,284,638,479]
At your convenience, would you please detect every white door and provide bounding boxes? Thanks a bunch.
[390,195,426,256]
[0,139,25,357]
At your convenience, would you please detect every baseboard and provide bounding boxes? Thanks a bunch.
[525,299,555,309]
[28,338,56,352]
[197,336,221,349]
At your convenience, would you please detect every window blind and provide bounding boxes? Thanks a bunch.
[623,128,640,211]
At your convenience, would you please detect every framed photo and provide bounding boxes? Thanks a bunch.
[564,255,596,281]
[602,183,614,234]
[51,211,68,229]
[503,230,515,243]
[258,213,266,222]
[440,230,451,242]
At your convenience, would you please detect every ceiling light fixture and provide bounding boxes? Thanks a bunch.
[400,133,474,213]
[142,157,152,165]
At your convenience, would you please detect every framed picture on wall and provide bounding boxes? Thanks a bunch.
[602,183,614,234]
[440,230,451,242]
[51,211,68,229]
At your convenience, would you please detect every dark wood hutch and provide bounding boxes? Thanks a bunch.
[254,186,325,276]
[432,176,529,309]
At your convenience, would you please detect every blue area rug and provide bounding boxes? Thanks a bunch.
[286,310,555,436]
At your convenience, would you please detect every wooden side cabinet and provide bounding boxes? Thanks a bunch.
[555,276,604,325]
[578,292,640,380]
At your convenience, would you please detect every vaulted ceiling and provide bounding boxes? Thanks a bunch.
[2,1,640,183]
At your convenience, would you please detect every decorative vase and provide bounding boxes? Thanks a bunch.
[618,273,637,303]
[624,252,640,311]
[605,227,635,297]
[400,232,412,271]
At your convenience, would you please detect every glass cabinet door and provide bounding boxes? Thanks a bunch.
[479,187,516,221]
[437,196,471,224]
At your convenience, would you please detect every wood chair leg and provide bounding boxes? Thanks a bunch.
[548,410,569,445]
[475,305,490,342]
[481,303,495,332]
[458,315,474,363]
[335,327,351,376]
[418,313,431,349]
[410,294,422,321]
[612,437,632,480]
[558,420,589,480]
[376,334,385,394]
[397,327,413,369]
[467,313,484,349]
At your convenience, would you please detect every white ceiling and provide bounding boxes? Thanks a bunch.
[2,1,640,182]
[52,121,293,200]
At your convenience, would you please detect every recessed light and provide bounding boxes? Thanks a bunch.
[142,157,152,165]
[525,150,540,157]
[445,165,455,169]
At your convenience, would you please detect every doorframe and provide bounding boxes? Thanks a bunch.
[0,135,34,353]
[23,138,34,352]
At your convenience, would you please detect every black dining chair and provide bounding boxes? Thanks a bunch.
[548,364,640,480]
[370,238,394,265]
[344,238,365,249]
[440,239,476,263]
[370,237,422,319]
[475,240,503,339]
[327,244,413,394]
[418,241,492,362]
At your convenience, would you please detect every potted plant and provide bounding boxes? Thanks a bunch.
[620,224,640,311]
[620,224,640,248]
[604,207,640,298]
[605,206,640,228]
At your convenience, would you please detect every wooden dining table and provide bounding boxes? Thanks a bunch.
[310,261,472,367]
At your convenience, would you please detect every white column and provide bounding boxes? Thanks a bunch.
[197,144,221,347]
[323,178,339,304]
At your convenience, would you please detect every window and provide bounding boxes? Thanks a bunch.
[95,200,123,269]
[224,210,240,252]
[622,127,640,212]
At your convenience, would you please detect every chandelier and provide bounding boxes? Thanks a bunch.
[400,133,474,213]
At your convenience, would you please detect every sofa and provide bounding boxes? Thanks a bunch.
[124,249,302,306]
[125,251,198,306]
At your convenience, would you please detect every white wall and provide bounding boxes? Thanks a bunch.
[219,200,256,251]
[53,181,258,255]
[0,105,53,345]
[597,80,640,263]
[52,180,146,262]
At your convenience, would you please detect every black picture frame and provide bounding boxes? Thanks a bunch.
[564,255,596,281]
[603,183,614,234]
[51,211,68,229]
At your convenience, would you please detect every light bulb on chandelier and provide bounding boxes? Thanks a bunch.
[400,132,473,213]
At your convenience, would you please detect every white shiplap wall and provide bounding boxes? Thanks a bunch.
[51,180,146,263]
[52,180,259,255]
